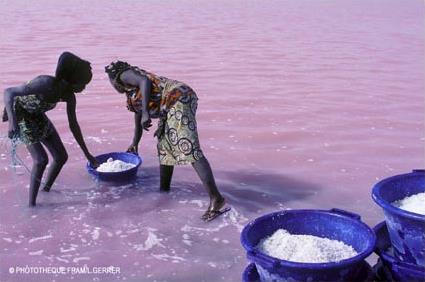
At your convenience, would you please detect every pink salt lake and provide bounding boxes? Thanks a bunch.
[0,0,424,281]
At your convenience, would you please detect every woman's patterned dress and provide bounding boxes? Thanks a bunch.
[119,67,204,165]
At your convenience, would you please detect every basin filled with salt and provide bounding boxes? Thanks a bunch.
[372,169,425,266]
[240,209,376,282]
[87,152,142,181]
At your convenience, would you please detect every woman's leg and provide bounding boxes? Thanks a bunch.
[160,164,174,192]
[192,156,225,214]
[26,142,49,206]
[40,127,68,192]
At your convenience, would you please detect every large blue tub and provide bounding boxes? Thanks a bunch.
[240,209,376,282]
[372,169,425,266]
[242,262,375,282]
[373,221,425,282]
[87,152,142,182]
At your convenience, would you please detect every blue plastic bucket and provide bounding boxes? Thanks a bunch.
[242,262,375,282]
[373,221,425,282]
[240,209,376,282]
[87,152,142,182]
[372,169,425,266]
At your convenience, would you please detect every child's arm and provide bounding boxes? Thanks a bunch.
[4,86,23,138]
[66,93,98,167]
[3,76,51,138]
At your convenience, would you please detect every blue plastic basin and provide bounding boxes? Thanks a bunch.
[87,152,142,182]
[374,221,425,282]
[240,209,376,282]
[242,262,375,282]
[372,169,425,266]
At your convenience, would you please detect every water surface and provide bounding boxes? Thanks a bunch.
[0,0,424,281]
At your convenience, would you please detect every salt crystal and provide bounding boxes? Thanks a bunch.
[96,158,135,172]
[92,229,100,240]
[29,250,43,256]
[72,257,90,263]
[393,192,425,215]
[29,234,53,243]
[257,229,357,263]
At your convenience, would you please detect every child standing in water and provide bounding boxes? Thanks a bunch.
[3,52,99,206]
[105,61,229,221]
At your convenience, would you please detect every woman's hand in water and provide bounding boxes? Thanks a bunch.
[87,154,99,168]
[8,119,18,139]
[126,144,138,155]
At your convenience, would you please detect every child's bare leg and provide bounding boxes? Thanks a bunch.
[192,157,224,214]
[160,164,174,192]
[41,128,68,192]
[27,143,48,206]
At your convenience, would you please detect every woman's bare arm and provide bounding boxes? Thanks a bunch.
[120,69,152,128]
[127,112,143,154]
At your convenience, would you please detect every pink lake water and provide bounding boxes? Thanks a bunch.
[0,0,424,281]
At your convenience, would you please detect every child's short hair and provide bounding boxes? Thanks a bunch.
[56,51,92,85]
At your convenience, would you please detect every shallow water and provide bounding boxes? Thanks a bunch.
[0,0,424,281]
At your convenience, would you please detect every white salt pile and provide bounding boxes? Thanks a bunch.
[257,229,358,263]
[393,192,425,215]
[96,158,135,172]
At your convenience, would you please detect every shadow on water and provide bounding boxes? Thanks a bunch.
[215,170,322,213]
[29,166,321,213]
[101,167,321,211]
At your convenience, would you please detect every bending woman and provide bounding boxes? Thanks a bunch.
[105,61,229,222]
[3,51,99,207]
